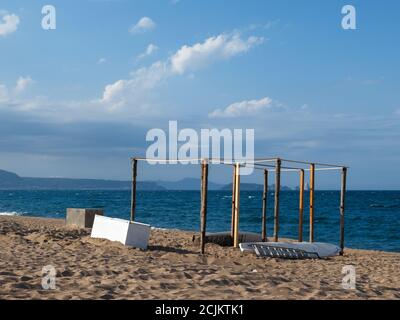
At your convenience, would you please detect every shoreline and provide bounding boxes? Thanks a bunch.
[0,215,399,300]
[1,213,398,254]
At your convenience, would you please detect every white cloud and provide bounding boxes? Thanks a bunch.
[0,76,33,103]
[102,80,125,104]
[170,33,264,74]
[100,32,264,111]
[137,44,158,59]
[129,17,156,34]
[0,13,20,37]
[15,76,33,93]
[209,97,273,118]
[0,85,8,102]
[97,57,107,65]
[101,61,168,111]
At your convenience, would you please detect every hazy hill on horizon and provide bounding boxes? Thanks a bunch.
[156,178,224,190]
[0,169,293,191]
[220,183,293,191]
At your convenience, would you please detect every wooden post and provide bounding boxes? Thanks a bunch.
[200,160,209,254]
[231,166,237,240]
[309,163,315,242]
[262,169,268,242]
[233,163,241,248]
[273,159,281,242]
[130,158,138,222]
[340,167,347,255]
[298,169,305,242]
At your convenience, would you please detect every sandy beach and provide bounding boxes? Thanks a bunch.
[0,215,399,300]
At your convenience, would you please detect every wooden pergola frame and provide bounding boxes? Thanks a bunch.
[129,157,348,255]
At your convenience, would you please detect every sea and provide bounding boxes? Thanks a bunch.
[0,190,399,252]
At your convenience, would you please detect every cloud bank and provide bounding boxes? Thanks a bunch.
[101,32,264,110]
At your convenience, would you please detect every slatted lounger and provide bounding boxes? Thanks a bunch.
[253,244,320,260]
[240,242,341,259]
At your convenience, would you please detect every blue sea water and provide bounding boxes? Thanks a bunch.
[0,190,399,252]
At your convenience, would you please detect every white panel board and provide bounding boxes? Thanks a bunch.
[126,221,151,250]
[91,215,151,249]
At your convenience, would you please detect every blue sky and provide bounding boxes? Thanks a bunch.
[0,0,399,189]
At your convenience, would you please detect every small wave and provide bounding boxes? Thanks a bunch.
[151,226,173,231]
[0,211,22,216]
[370,204,400,208]
[370,204,384,208]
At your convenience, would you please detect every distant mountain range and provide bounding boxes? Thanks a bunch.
[0,169,293,191]
[0,169,159,190]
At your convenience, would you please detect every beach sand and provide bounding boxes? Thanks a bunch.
[0,215,399,300]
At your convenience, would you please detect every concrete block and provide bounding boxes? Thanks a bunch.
[66,208,104,228]
[91,215,151,249]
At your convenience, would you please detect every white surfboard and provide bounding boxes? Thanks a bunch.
[239,242,341,259]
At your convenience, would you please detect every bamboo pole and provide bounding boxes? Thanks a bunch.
[233,163,241,248]
[273,159,281,242]
[130,158,138,222]
[231,165,237,240]
[309,163,315,242]
[200,160,209,254]
[340,167,347,255]
[298,169,305,242]
[262,169,268,242]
